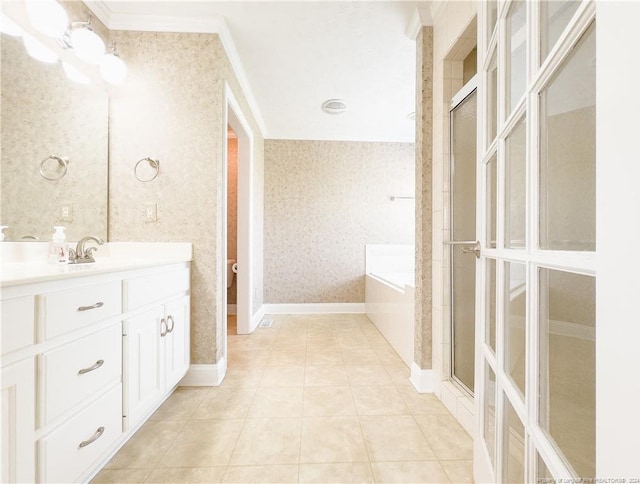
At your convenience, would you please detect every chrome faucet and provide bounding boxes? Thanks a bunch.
[69,236,104,264]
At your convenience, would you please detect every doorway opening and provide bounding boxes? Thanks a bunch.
[226,126,239,335]
[222,84,255,366]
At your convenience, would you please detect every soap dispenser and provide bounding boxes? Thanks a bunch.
[0,225,7,241]
[48,226,69,264]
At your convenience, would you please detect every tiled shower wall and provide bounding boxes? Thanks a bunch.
[108,31,264,365]
[430,1,478,431]
[263,140,415,304]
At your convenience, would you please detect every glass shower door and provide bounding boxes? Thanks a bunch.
[449,86,478,394]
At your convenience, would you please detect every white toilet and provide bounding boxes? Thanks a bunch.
[227,259,237,288]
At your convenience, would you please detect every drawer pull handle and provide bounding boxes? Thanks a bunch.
[160,318,168,337]
[77,302,104,312]
[167,315,175,333]
[78,426,105,448]
[78,359,104,375]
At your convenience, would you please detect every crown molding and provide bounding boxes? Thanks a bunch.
[405,9,423,40]
[82,0,267,137]
[83,0,111,28]
[214,18,268,137]
[405,6,434,40]
[430,1,446,25]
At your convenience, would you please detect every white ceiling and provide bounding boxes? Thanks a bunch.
[96,1,430,143]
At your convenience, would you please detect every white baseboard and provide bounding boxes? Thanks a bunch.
[227,304,237,315]
[440,380,474,435]
[179,359,227,387]
[262,303,365,314]
[251,305,266,332]
[410,362,438,393]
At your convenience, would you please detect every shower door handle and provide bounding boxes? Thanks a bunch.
[443,240,481,259]
[460,241,481,259]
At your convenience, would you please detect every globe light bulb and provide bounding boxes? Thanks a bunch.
[1,13,23,37]
[70,26,105,64]
[23,35,57,63]
[25,0,68,38]
[63,61,90,84]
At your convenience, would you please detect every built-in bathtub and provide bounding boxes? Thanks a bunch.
[365,245,415,367]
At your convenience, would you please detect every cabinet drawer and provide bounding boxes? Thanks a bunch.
[1,296,34,355]
[40,280,122,340]
[125,268,189,311]
[40,324,122,426]
[38,384,122,484]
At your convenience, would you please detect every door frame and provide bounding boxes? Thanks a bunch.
[223,83,255,361]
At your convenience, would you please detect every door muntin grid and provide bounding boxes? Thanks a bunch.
[476,1,597,482]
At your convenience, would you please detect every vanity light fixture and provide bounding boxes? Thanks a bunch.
[23,35,57,63]
[0,13,23,37]
[25,0,68,38]
[64,16,105,64]
[100,41,127,85]
[5,1,128,85]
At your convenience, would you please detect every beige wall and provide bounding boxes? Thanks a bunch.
[414,27,434,370]
[264,140,414,304]
[227,136,238,304]
[109,31,264,364]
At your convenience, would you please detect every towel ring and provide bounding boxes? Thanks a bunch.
[134,157,160,182]
[39,155,69,181]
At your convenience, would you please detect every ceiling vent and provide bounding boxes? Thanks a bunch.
[322,99,347,115]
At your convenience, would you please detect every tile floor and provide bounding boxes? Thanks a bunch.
[93,314,474,483]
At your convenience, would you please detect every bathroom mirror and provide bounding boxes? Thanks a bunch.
[0,33,109,242]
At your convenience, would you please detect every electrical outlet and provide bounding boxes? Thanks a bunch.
[60,203,73,222]
[143,203,157,223]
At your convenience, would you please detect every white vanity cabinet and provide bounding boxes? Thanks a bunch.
[33,274,125,483]
[123,306,164,428]
[0,295,36,483]
[123,269,190,430]
[0,249,192,484]
[1,358,36,484]
[163,295,190,390]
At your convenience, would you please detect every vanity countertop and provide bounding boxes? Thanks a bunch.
[1,242,192,287]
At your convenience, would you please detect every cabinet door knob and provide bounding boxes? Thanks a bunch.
[78,359,104,375]
[167,315,175,333]
[160,318,168,337]
[78,426,105,448]
[77,301,104,312]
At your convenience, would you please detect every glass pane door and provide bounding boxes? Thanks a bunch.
[475,1,597,482]
[450,88,477,393]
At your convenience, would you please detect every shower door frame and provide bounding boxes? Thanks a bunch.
[448,76,479,397]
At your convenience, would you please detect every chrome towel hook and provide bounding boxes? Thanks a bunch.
[134,157,160,182]
[39,155,69,181]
